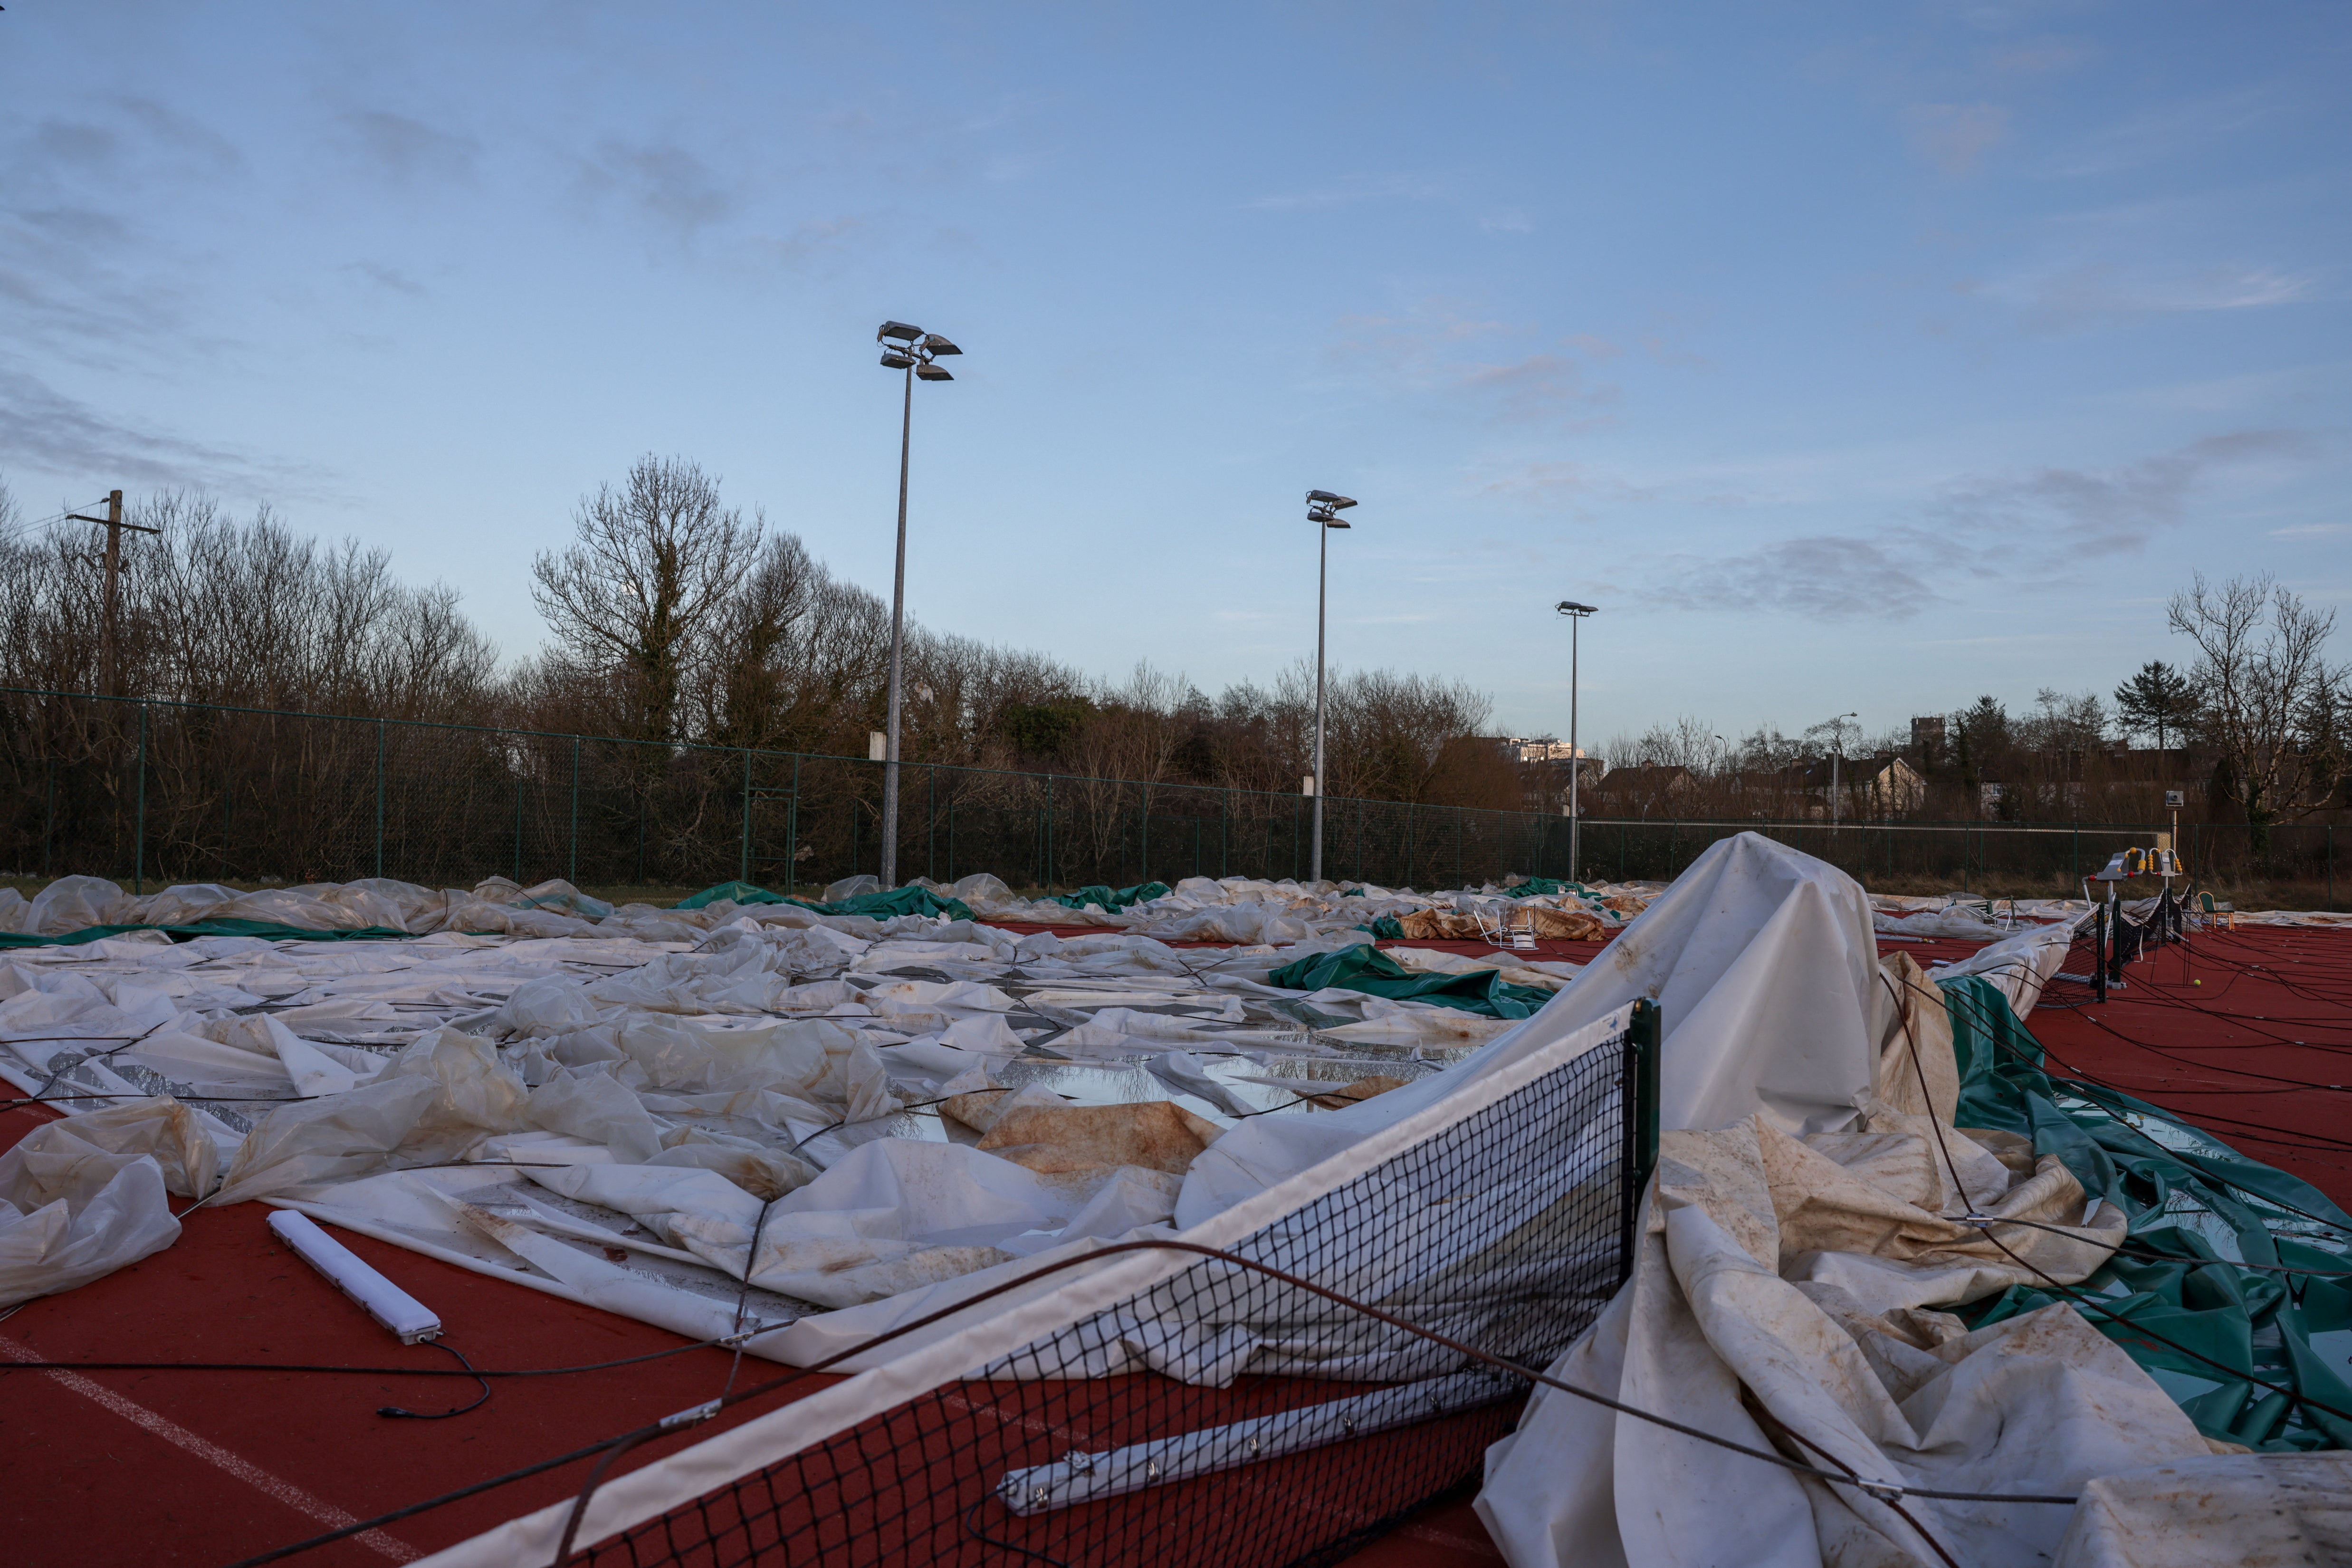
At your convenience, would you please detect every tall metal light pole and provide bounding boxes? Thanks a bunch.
[1305,490,1356,883]
[1556,601,1597,881]
[875,320,961,888]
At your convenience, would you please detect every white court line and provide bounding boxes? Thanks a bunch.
[0,1334,421,1561]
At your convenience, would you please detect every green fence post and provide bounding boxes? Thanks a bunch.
[1455,808,1463,889]
[2329,823,2335,912]
[134,701,148,894]
[375,718,386,880]
[513,777,524,884]
[928,765,937,883]
[787,754,802,896]
[43,757,55,877]
[1221,789,1229,879]
[1045,774,1056,890]
[1620,997,1664,1284]
[1406,802,1415,887]
[569,736,582,887]
[738,749,751,885]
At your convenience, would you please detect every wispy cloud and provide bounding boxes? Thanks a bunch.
[0,364,330,497]
[1646,535,1943,620]
[1247,174,1444,211]
[1926,430,2313,554]
[577,140,737,239]
[1903,102,2011,179]
[1328,303,1620,425]
[2269,523,2350,539]
[344,260,427,297]
[344,110,480,185]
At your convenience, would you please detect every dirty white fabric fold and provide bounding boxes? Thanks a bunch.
[2050,1451,2352,1566]
[1472,925,2205,1568]
[1177,832,1888,1228]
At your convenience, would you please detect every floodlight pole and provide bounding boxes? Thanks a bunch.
[882,357,913,889]
[1305,490,1357,884]
[1557,601,1597,881]
[872,321,960,889]
[1313,515,1339,882]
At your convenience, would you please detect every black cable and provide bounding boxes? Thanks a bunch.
[377,1339,491,1421]
[960,1496,1073,1568]
[0,1334,764,1381]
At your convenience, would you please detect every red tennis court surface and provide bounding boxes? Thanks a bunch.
[2,923,2343,1568]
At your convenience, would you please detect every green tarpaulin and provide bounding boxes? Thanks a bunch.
[1502,878,1596,899]
[671,881,975,923]
[0,919,421,949]
[1940,974,2352,1453]
[1267,942,1555,1020]
[1045,881,1170,914]
[1356,915,1407,940]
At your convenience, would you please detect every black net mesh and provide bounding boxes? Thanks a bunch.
[574,1023,1642,1568]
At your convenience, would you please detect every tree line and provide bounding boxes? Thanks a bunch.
[0,457,1506,809]
[1595,574,2348,835]
[5,459,2338,831]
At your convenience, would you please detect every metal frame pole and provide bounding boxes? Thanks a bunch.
[1568,612,1581,882]
[1312,519,1328,883]
[881,360,913,887]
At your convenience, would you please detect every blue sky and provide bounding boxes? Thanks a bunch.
[2,2,2346,748]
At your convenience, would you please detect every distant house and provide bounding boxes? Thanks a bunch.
[1586,764,1693,817]
[1733,755,1923,819]
[1847,755,1927,816]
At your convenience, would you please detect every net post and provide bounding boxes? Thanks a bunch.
[1620,999,1662,1285]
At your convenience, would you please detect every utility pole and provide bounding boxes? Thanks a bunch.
[65,490,157,698]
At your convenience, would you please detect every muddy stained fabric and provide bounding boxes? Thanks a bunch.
[2051,1452,2352,1567]
[974,1100,1222,1176]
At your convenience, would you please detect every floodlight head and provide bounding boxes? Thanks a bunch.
[1556,600,1598,617]
[880,351,916,369]
[915,363,954,381]
[877,321,924,344]
[1306,490,1358,509]
[919,334,962,355]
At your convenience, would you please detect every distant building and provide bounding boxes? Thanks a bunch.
[1911,715,1946,758]
[1731,755,1923,818]
[1491,737,1598,766]
[1586,764,1693,817]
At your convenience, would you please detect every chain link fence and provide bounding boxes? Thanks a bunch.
[0,688,2339,906]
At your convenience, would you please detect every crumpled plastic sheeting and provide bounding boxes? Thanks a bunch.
[0,870,1564,1323]
[0,1101,194,1307]
[923,870,1653,946]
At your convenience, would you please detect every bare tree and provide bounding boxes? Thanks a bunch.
[531,456,757,744]
[2170,572,2342,844]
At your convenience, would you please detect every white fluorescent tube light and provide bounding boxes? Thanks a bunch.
[268,1210,443,1345]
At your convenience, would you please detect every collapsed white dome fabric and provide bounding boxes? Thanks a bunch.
[1177,832,1888,1228]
